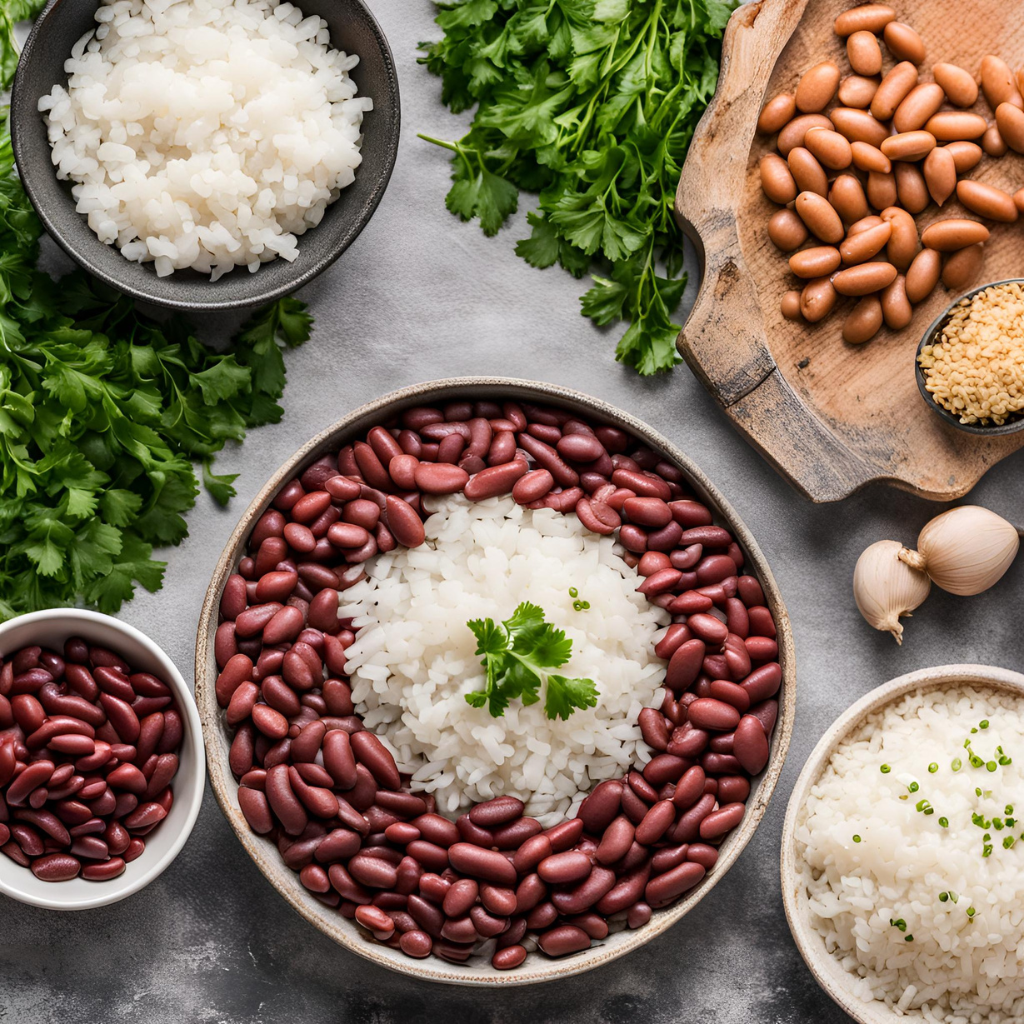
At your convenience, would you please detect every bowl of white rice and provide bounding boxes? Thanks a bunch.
[782,664,1024,1024]
[195,377,796,984]
[10,0,399,309]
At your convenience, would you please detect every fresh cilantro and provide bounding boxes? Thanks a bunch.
[0,102,313,620]
[419,0,736,374]
[465,601,598,721]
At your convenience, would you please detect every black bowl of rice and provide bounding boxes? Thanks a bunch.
[10,0,400,310]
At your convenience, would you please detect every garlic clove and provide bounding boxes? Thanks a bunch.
[854,539,932,644]
[898,505,1020,596]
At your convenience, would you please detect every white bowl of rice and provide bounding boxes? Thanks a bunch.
[783,664,1024,1024]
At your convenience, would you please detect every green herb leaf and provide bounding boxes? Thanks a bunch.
[464,601,598,720]
[419,0,734,374]
[0,103,313,620]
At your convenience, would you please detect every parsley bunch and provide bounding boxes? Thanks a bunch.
[419,0,735,374]
[0,105,312,619]
[465,601,598,720]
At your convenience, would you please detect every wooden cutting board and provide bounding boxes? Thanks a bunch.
[675,0,1024,503]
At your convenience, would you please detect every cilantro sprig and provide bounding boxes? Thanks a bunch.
[465,601,598,721]
[0,100,312,619]
[418,0,736,374]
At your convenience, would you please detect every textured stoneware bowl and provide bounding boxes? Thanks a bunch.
[781,664,1024,1023]
[0,608,205,910]
[195,377,796,985]
[10,0,400,311]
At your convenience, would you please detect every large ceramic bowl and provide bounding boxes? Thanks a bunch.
[10,0,400,311]
[781,664,1024,1023]
[0,608,206,911]
[195,377,796,984]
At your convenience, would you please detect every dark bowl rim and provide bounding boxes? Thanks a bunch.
[9,0,401,311]
[915,277,1024,437]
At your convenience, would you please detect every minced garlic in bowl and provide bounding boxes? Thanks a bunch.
[918,281,1024,427]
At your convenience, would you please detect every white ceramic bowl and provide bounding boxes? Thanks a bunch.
[0,609,205,910]
[781,664,1024,1024]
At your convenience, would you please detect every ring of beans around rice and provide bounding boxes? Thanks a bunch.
[213,398,782,970]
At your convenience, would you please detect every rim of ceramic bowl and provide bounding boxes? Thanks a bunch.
[194,376,797,985]
[915,279,1024,436]
[0,608,206,910]
[9,0,401,311]
[780,663,1024,1024]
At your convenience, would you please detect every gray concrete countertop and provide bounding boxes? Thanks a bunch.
[3,3,1022,1022]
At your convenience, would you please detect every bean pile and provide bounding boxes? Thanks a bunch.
[215,398,782,969]
[0,640,183,882]
[759,4,1024,344]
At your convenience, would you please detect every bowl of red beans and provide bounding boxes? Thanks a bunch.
[196,377,795,983]
[0,608,205,910]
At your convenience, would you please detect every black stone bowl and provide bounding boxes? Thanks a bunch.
[915,277,1024,436]
[10,0,400,310]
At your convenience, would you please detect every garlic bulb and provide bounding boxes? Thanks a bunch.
[898,505,1020,596]
[854,540,932,644]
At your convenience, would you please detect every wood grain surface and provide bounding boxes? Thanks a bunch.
[675,0,1024,503]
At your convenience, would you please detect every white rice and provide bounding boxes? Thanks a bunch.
[39,0,370,280]
[340,495,671,827]
[796,686,1024,1022]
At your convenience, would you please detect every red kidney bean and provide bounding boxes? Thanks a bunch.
[469,795,524,827]
[549,867,616,915]
[733,715,771,775]
[671,792,716,844]
[747,606,777,639]
[709,680,750,713]
[491,944,526,969]
[686,614,728,646]
[413,463,469,495]
[702,751,743,774]
[619,787,647,825]
[537,850,592,884]
[699,802,745,840]
[687,698,741,732]
[741,663,782,704]
[642,754,690,787]
[638,551,671,576]
[537,924,591,957]
[383,496,425,548]
[411,813,459,848]
[577,780,621,833]
[556,433,604,463]
[666,640,706,692]
[623,496,672,528]
[672,766,706,810]
[646,860,705,904]
[31,852,81,881]
[627,771,658,804]
[491,816,542,850]
[635,799,676,845]
[510,468,553,505]
[637,568,682,597]
[638,708,669,751]
[349,731,400,790]
[509,834,551,874]
[445,843,516,887]
[717,776,751,804]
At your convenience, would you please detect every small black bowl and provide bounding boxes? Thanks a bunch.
[10,0,400,311]
[915,277,1024,436]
